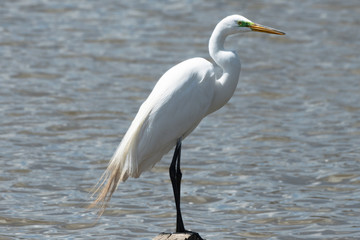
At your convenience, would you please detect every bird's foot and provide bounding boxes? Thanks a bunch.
[173,230,204,240]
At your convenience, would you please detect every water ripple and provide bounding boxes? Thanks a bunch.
[1,0,360,239]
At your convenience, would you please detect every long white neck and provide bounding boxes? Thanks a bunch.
[207,22,241,114]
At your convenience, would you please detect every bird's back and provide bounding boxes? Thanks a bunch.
[115,57,216,180]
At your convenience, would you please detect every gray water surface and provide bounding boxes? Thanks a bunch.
[1,0,360,239]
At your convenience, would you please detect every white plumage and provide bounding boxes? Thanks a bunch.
[91,15,285,212]
[113,58,215,181]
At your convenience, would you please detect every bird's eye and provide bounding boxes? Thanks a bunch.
[238,21,251,28]
[237,21,249,27]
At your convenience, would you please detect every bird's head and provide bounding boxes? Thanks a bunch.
[219,15,285,36]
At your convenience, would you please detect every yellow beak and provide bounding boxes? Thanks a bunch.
[250,23,285,35]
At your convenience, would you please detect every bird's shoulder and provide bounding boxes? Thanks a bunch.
[159,57,215,85]
[180,57,214,68]
[173,57,214,75]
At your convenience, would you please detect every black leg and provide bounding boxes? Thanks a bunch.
[169,138,186,233]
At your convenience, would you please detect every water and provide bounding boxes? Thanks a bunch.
[1,0,360,239]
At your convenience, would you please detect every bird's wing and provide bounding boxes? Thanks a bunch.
[91,57,215,211]
[134,57,216,174]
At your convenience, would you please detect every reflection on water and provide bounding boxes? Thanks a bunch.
[1,0,360,239]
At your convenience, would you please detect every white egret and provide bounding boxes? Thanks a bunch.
[91,15,285,233]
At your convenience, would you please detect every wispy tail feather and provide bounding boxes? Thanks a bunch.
[88,162,127,215]
[89,109,150,215]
